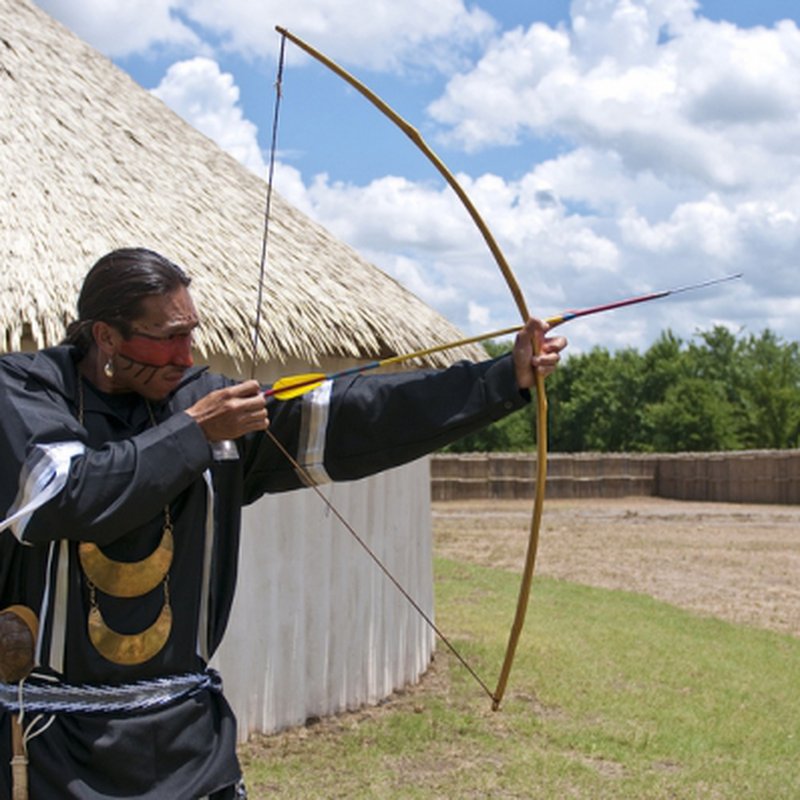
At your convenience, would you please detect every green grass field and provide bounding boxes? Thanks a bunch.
[241,557,800,799]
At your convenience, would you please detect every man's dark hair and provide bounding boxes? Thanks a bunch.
[63,248,192,352]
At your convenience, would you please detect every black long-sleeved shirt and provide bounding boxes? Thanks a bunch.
[0,344,528,799]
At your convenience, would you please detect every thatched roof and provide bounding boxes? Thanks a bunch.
[0,0,485,369]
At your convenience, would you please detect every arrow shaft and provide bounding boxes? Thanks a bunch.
[550,273,742,326]
[550,289,670,326]
[264,273,742,399]
[263,325,522,398]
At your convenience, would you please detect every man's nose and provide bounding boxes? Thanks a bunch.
[172,340,194,367]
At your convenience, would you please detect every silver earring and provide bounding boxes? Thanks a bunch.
[103,358,115,379]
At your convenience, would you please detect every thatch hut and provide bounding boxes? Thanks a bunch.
[1,0,485,738]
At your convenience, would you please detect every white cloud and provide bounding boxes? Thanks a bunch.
[429,0,800,192]
[399,0,800,347]
[284,167,625,330]
[271,163,314,216]
[35,0,497,73]
[619,195,741,259]
[467,301,491,328]
[303,174,474,254]
[151,58,267,176]
[386,255,461,310]
[35,0,200,56]
[178,0,497,71]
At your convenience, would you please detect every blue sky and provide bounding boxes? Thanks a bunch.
[34,1,800,353]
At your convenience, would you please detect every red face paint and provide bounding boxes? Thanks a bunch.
[117,333,194,368]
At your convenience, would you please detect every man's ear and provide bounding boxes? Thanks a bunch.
[91,320,121,359]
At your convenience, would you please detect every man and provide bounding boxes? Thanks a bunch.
[0,248,566,799]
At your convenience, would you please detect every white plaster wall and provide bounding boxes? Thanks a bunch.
[212,457,435,740]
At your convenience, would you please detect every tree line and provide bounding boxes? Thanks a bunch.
[444,326,800,453]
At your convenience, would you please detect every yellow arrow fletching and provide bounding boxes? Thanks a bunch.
[267,372,327,400]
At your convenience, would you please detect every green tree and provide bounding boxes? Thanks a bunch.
[440,326,800,454]
[686,326,746,406]
[640,330,685,405]
[646,377,740,451]
[640,327,745,452]
[548,347,647,452]
[736,331,800,448]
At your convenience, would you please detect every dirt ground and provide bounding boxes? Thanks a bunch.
[432,496,800,638]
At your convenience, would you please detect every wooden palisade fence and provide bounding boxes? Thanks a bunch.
[431,451,800,505]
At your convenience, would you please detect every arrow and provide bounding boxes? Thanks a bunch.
[264,273,742,401]
[547,272,743,326]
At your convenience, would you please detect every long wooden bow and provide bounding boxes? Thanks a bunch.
[273,26,547,710]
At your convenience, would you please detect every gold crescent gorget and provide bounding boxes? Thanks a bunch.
[75,380,175,666]
[81,526,174,665]
[78,526,174,597]
[87,599,172,666]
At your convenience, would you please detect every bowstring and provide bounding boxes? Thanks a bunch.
[253,31,495,704]
[264,429,496,702]
[251,33,287,379]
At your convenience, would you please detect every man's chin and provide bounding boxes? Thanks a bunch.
[143,371,185,400]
